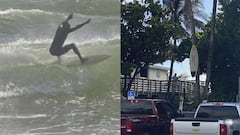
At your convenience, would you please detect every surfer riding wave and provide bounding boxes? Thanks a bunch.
[49,13,91,64]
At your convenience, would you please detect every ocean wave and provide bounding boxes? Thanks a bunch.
[0,8,119,20]
[0,38,52,47]
[0,114,47,119]
[0,36,120,47]
[0,82,24,98]
[73,34,120,46]
[0,8,57,16]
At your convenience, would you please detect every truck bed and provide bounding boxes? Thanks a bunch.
[172,118,221,135]
[171,102,240,135]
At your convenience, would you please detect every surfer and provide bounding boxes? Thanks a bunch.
[49,13,91,64]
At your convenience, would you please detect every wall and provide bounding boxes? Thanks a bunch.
[148,67,168,80]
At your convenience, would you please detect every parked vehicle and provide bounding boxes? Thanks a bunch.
[171,102,240,135]
[121,99,182,135]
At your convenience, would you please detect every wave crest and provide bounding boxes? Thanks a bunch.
[0,8,56,16]
[0,36,119,47]
[0,82,24,98]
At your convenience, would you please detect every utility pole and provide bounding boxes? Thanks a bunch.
[238,76,240,102]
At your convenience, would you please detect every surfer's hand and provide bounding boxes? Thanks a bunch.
[85,19,91,24]
[67,13,73,20]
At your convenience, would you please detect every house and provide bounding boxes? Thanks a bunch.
[148,65,169,80]
[138,65,169,81]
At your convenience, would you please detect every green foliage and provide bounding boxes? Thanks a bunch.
[175,38,192,62]
[121,0,194,94]
[198,0,240,101]
[121,0,174,78]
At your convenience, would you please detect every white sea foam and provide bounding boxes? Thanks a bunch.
[67,34,120,46]
[0,82,24,98]
[0,8,117,20]
[0,114,47,119]
[0,34,119,47]
[0,38,52,47]
[0,8,56,15]
[0,90,22,98]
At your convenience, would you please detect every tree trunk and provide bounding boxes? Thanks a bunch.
[167,39,177,98]
[185,0,200,104]
[122,75,127,97]
[127,67,140,91]
[196,69,200,104]
[203,0,217,99]
[126,64,148,93]
[167,57,174,95]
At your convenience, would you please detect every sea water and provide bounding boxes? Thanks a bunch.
[0,0,120,134]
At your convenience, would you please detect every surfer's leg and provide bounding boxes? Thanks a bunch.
[57,56,61,65]
[62,43,83,61]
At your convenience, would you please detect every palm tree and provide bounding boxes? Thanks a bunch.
[203,0,217,100]
[184,0,201,104]
[221,0,234,5]
[204,0,234,99]
[163,0,205,101]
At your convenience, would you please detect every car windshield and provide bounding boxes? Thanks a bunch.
[121,100,153,115]
[196,106,239,119]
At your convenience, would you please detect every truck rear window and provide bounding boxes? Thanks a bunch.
[196,106,239,119]
[121,100,153,115]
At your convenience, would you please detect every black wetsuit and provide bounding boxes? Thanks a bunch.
[50,22,71,56]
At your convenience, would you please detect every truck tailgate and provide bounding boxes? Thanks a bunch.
[172,118,220,135]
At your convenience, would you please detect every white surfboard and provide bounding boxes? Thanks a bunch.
[60,54,111,66]
[190,45,199,77]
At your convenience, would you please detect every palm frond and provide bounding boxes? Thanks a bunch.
[193,8,208,22]
[194,19,205,30]
[192,0,204,8]
[220,0,233,6]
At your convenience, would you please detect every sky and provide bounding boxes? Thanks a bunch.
[161,0,214,81]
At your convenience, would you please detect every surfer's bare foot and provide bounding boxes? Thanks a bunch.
[82,57,88,62]
[57,57,61,65]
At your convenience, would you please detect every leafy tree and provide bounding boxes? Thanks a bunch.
[162,0,205,101]
[121,0,174,96]
[204,0,236,99]
[198,0,240,101]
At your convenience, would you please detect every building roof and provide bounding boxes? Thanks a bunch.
[149,65,170,71]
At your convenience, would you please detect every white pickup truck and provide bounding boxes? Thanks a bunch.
[171,102,240,135]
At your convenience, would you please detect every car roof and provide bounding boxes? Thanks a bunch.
[121,98,168,102]
[199,102,240,107]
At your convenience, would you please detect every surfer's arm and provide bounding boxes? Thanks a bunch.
[59,13,73,28]
[69,19,91,33]
[64,13,73,22]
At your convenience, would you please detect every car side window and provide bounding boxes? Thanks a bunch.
[161,103,175,115]
[155,102,166,115]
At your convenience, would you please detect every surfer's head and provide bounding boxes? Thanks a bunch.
[61,21,70,29]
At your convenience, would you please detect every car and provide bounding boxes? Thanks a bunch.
[171,102,240,135]
[121,98,182,135]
